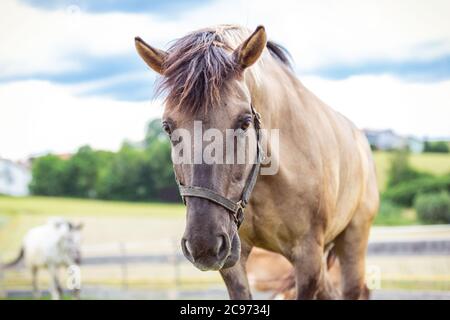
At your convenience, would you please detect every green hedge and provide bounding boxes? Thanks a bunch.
[414,191,450,224]
[383,175,450,206]
[374,199,406,226]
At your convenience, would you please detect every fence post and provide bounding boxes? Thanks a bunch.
[119,242,128,291]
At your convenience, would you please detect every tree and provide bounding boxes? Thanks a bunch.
[424,141,449,153]
[144,118,179,201]
[144,118,166,148]
[63,146,102,198]
[96,143,154,201]
[29,155,66,196]
[146,139,179,201]
[387,150,423,188]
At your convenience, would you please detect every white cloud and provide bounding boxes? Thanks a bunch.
[1,0,450,76]
[0,0,449,160]
[186,0,450,70]
[301,75,450,138]
[0,80,163,160]
[0,0,177,77]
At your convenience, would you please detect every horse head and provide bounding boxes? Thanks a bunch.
[135,26,267,271]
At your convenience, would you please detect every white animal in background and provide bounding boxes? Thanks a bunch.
[2,217,83,299]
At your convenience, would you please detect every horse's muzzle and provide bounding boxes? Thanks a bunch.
[181,233,240,271]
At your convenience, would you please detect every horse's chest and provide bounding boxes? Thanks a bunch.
[241,208,300,254]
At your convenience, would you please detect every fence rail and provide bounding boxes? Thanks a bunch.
[79,239,450,266]
[368,239,450,256]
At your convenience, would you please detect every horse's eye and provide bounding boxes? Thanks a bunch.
[240,118,252,131]
[162,122,172,135]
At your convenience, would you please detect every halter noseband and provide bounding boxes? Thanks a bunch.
[176,104,263,229]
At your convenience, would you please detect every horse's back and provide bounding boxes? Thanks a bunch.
[23,225,62,267]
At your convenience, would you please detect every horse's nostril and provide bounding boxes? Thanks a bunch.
[216,234,230,260]
[181,238,194,262]
[186,241,193,256]
[216,236,223,255]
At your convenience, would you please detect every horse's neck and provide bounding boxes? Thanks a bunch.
[251,60,308,129]
[251,60,313,154]
[249,59,327,193]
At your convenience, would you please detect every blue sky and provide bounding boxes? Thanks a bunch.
[21,0,209,14]
[311,54,450,82]
[1,0,450,159]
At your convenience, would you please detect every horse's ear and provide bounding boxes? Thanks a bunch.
[234,25,267,69]
[74,223,84,230]
[135,37,167,75]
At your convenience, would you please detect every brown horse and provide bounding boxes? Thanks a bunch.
[135,24,379,299]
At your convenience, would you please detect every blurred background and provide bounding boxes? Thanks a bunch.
[0,0,449,299]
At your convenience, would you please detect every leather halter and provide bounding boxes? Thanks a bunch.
[176,105,263,229]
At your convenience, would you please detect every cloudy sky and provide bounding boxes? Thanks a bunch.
[1,0,449,160]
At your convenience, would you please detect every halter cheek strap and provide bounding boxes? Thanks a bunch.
[176,104,263,229]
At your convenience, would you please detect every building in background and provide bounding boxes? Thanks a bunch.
[364,129,424,153]
[406,136,425,154]
[0,158,31,196]
[364,129,406,150]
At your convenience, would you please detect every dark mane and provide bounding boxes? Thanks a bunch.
[267,41,293,69]
[157,27,293,114]
[158,30,238,114]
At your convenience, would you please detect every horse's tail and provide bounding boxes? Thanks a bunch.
[269,270,296,300]
[2,247,25,269]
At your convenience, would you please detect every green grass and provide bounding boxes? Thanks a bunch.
[373,151,450,192]
[373,200,418,226]
[0,195,184,218]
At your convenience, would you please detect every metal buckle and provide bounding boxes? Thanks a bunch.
[235,200,245,228]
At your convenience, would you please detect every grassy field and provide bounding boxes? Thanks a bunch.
[0,196,184,218]
[373,151,450,192]
[0,196,186,259]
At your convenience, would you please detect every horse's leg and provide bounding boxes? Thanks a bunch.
[315,246,341,299]
[291,237,324,300]
[335,216,372,300]
[219,242,253,300]
[48,265,63,300]
[73,286,81,300]
[72,265,81,300]
[31,266,40,299]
